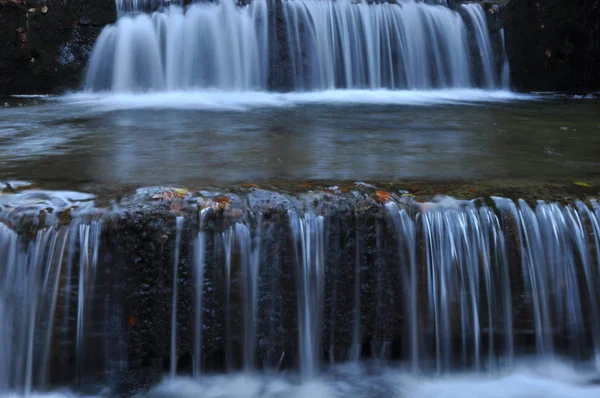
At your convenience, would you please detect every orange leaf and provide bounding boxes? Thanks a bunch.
[375,190,392,203]
[128,316,136,326]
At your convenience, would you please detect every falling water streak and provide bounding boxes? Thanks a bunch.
[75,224,91,385]
[39,228,70,387]
[222,229,234,371]
[499,28,511,89]
[193,209,209,378]
[462,3,496,88]
[517,201,554,356]
[290,211,325,380]
[60,224,79,383]
[24,229,52,396]
[170,216,184,378]
[236,216,262,371]
[386,203,419,371]
[350,215,361,362]
[75,221,101,386]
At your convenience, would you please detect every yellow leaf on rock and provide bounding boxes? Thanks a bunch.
[573,182,593,188]
[174,188,189,197]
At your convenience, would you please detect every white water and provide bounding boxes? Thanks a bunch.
[61,89,530,111]
[5,360,599,398]
[461,3,496,88]
[0,221,102,395]
[290,212,326,380]
[84,0,508,93]
[85,1,268,92]
[283,0,472,90]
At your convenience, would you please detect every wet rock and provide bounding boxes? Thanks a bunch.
[505,0,600,92]
[0,0,116,94]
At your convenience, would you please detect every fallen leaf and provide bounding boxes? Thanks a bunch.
[573,181,592,188]
[174,188,189,197]
[375,190,392,203]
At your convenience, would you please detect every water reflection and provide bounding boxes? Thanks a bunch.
[0,94,598,187]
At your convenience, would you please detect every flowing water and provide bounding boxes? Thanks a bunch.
[2,0,600,397]
[85,0,507,92]
[2,193,600,396]
[0,94,599,188]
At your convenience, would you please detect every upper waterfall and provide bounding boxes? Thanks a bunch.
[84,0,510,92]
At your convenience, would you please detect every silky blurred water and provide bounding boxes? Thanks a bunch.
[3,360,599,398]
[0,92,598,189]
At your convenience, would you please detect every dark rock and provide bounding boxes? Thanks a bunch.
[505,0,600,92]
[0,0,116,94]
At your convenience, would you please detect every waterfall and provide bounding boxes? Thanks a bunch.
[3,194,599,393]
[461,3,496,88]
[290,211,325,380]
[282,0,472,90]
[84,0,269,92]
[0,222,102,394]
[84,0,507,92]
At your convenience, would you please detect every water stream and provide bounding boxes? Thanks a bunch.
[1,194,600,395]
[84,0,508,92]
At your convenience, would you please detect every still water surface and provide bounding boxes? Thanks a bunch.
[0,91,599,188]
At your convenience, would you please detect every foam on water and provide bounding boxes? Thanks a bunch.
[60,89,532,111]
[6,360,597,398]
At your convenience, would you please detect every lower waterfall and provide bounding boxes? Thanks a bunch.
[1,190,599,394]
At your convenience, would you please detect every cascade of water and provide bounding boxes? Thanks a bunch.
[419,201,510,372]
[193,208,209,378]
[495,199,600,362]
[170,216,185,378]
[85,0,269,92]
[386,203,419,370]
[86,0,504,92]
[461,3,496,88]
[289,211,325,380]
[4,196,600,391]
[75,221,102,385]
[0,221,102,395]
[236,219,262,371]
[283,0,472,90]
